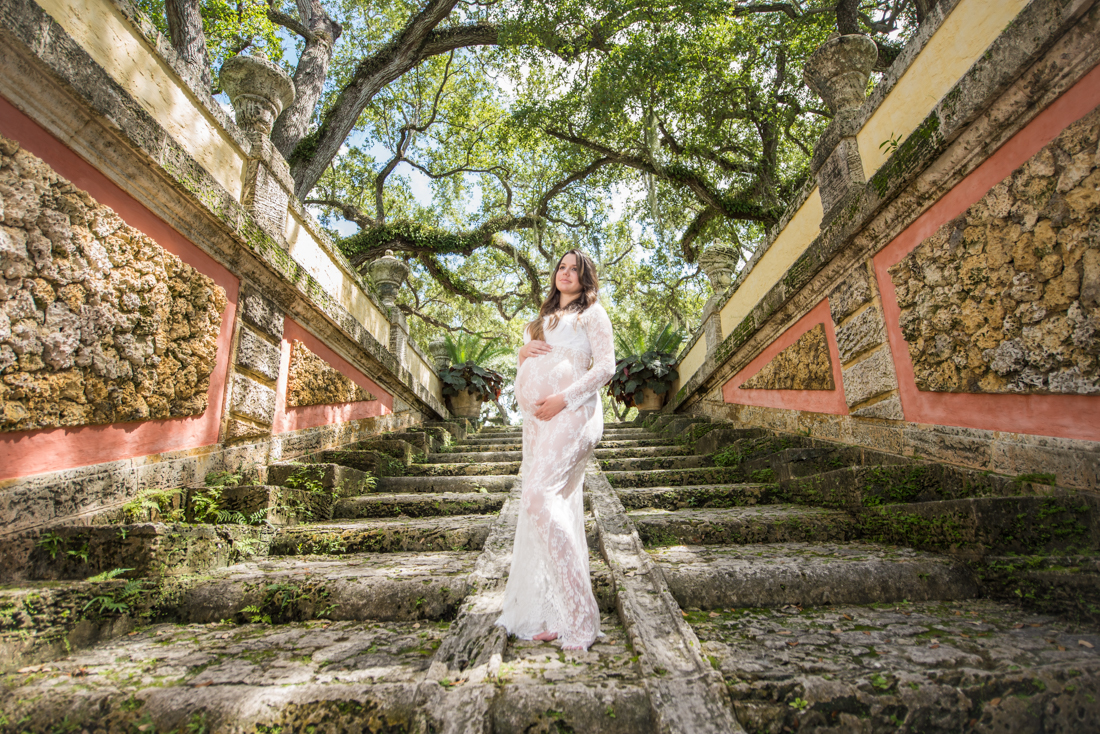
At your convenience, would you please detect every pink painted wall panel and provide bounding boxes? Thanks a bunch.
[0,95,238,480]
[722,299,849,415]
[271,318,392,434]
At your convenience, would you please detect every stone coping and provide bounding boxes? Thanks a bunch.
[0,0,446,418]
[669,0,1098,413]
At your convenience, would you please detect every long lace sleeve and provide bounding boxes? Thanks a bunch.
[561,304,616,410]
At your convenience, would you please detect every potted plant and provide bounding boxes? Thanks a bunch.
[438,334,508,421]
[607,323,685,413]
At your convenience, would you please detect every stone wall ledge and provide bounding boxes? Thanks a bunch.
[0,409,417,539]
[0,0,446,419]
[671,0,1100,416]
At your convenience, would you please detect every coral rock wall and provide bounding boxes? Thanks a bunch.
[889,108,1100,395]
[741,324,835,390]
[287,341,374,407]
[0,135,227,432]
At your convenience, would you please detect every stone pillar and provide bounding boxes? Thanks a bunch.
[804,34,878,226]
[698,243,738,359]
[367,250,411,366]
[223,285,285,442]
[220,54,296,241]
[427,337,451,372]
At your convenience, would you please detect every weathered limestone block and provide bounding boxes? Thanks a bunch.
[225,417,270,441]
[829,268,873,324]
[230,372,275,425]
[236,326,280,382]
[287,340,374,407]
[841,348,898,407]
[741,324,835,390]
[835,305,887,363]
[851,394,904,420]
[239,285,283,340]
[0,134,227,432]
[889,107,1100,395]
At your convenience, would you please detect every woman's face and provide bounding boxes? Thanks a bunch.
[556,254,583,296]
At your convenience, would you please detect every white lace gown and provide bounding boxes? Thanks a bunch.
[496,302,616,649]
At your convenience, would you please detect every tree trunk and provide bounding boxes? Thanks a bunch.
[835,0,861,35]
[165,0,212,91]
[272,0,342,160]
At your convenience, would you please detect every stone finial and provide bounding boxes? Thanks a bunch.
[220,54,296,136]
[427,337,451,371]
[803,35,878,115]
[698,243,739,294]
[367,250,410,307]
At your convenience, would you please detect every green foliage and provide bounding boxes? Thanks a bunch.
[440,362,506,402]
[35,532,65,560]
[123,486,185,523]
[83,573,144,617]
[607,350,679,408]
[614,322,685,362]
[281,465,342,522]
[443,333,511,367]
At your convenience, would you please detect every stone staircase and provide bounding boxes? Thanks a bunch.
[1,418,1098,732]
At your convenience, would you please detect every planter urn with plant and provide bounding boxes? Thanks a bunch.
[607,323,685,415]
[436,334,508,422]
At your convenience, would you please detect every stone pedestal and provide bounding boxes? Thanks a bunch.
[367,250,411,367]
[220,54,296,242]
[428,337,451,372]
[698,243,738,359]
[804,35,878,226]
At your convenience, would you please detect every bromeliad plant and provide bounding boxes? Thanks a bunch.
[607,323,685,408]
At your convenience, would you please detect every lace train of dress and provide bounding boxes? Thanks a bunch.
[495,303,616,649]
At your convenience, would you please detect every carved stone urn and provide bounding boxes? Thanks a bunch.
[367,250,410,307]
[802,35,878,115]
[448,390,482,420]
[699,242,740,316]
[220,53,296,136]
[427,337,451,372]
[634,388,666,413]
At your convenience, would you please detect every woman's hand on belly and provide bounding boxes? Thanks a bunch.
[519,340,552,360]
[534,393,566,421]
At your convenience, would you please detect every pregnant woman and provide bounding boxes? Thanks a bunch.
[496,249,615,651]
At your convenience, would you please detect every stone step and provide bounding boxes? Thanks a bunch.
[616,484,774,511]
[270,516,494,555]
[425,450,522,463]
[0,615,658,733]
[312,449,406,475]
[447,441,523,453]
[593,445,690,459]
[628,506,859,547]
[333,492,506,519]
[973,554,1100,623]
[404,461,522,477]
[598,438,678,449]
[266,462,373,496]
[598,455,714,473]
[740,446,908,482]
[604,465,746,489]
[457,436,525,446]
[692,598,1100,732]
[343,438,416,463]
[376,475,515,494]
[652,542,978,610]
[861,494,1100,557]
[178,551,479,624]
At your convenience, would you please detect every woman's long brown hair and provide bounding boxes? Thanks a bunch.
[526,249,600,341]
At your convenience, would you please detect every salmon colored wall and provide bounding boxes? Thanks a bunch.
[873,64,1100,442]
[272,318,392,434]
[0,95,239,481]
[722,299,849,415]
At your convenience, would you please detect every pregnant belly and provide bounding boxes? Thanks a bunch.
[516,354,578,415]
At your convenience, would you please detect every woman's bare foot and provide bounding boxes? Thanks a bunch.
[533,631,558,642]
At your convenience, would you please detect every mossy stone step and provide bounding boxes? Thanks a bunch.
[974,554,1100,624]
[179,551,478,624]
[447,441,523,452]
[404,461,521,477]
[332,492,505,519]
[312,449,405,476]
[425,450,522,463]
[616,484,774,511]
[598,455,714,473]
[266,462,373,497]
[693,599,1100,733]
[343,438,416,463]
[376,474,515,494]
[740,446,909,482]
[603,465,746,488]
[597,438,680,449]
[651,542,978,610]
[628,505,859,547]
[271,516,493,555]
[457,436,524,446]
[860,494,1100,557]
[593,445,690,460]
[0,523,273,583]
